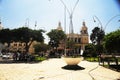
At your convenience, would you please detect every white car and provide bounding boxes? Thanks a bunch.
[2,54,10,59]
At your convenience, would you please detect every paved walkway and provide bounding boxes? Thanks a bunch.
[0,58,120,80]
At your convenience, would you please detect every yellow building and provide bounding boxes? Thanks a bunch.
[56,21,89,55]
[9,42,26,52]
[9,41,38,54]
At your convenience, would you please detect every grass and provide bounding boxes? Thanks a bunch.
[35,56,46,61]
[84,57,99,62]
[85,57,120,62]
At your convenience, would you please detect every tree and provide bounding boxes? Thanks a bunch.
[90,27,105,55]
[65,39,78,56]
[83,43,96,57]
[34,43,50,54]
[90,27,105,45]
[103,29,120,54]
[0,28,12,46]
[0,27,45,52]
[47,29,66,51]
[66,40,75,49]
[13,27,45,52]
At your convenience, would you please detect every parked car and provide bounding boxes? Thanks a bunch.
[2,54,11,59]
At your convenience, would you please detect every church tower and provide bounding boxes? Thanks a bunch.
[80,21,89,50]
[56,21,63,31]
[81,21,88,35]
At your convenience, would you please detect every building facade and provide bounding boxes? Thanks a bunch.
[9,42,26,52]
[56,21,89,55]
[9,41,38,54]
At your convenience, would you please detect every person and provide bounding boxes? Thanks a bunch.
[13,52,18,61]
[17,52,20,60]
[26,52,30,62]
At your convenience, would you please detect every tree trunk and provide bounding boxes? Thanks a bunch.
[25,40,33,53]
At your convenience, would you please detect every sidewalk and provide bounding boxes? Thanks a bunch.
[0,58,120,80]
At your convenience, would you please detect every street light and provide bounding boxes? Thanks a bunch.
[25,18,29,28]
[104,14,120,31]
[49,0,79,33]
[93,14,120,32]
[59,0,79,34]
[93,15,103,30]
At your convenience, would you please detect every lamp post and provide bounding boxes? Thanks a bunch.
[93,15,103,30]
[59,0,79,34]
[25,18,29,28]
[104,14,120,31]
[49,0,79,33]
[93,14,120,32]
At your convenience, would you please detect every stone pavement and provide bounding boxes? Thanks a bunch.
[0,58,120,80]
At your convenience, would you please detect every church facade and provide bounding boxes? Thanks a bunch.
[56,21,89,55]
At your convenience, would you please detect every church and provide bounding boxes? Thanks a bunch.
[56,21,89,55]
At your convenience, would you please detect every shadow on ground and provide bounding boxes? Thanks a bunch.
[62,65,85,71]
[109,65,120,72]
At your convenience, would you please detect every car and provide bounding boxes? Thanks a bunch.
[2,54,10,59]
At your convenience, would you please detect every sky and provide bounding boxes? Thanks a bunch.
[0,0,120,43]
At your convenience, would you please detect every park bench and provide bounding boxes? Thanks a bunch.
[99,54,120,71]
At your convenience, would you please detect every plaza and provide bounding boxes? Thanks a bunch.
[0,58,120,80]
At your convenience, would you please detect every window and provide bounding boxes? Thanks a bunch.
[23,44,26,46]
[14,43,17,46]
[19,43,22,46]
[75,38,77,43]
[78,38,81,43]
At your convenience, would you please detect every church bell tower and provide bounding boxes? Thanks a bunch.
[80,21,89,50]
